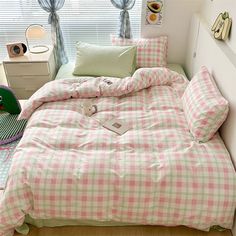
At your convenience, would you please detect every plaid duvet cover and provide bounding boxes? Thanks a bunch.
[0,68,235,236]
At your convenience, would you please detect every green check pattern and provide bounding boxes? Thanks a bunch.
[0,112,27,145]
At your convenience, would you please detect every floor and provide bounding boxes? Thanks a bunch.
[13,225,232,236]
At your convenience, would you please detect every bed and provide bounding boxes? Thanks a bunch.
[0,58,235,236]
[0,61,236,236]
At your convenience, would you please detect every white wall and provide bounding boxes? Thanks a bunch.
[200,0,236,54]
[141,0,203,65]
[185,3,236,233]
[197,3,236,233]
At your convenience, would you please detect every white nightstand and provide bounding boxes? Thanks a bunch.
[3,46,56,99]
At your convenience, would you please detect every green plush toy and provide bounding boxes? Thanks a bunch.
[0,85,27,145]
[0,85,21,114]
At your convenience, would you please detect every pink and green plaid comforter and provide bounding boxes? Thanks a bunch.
[0,68,235,236]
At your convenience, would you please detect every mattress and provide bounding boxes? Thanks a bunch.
[55,62,187,80]
[1,67,235,236]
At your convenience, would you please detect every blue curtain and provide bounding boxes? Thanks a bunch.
[38,0,68,67]
[110,0,136,39]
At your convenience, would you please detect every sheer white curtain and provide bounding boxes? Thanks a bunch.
[110,0,136,39]
[38,0,69,66]
[0,0,141,62]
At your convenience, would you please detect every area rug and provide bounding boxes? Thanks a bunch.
[0,140,19,189]
[0,112,27,145]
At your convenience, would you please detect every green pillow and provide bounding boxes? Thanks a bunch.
[73,42,137,78]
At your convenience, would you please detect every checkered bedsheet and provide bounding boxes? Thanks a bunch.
[0,140,19,189]
[0,68,235,236]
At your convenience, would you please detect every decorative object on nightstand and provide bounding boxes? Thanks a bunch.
[25,24,49,54]
[3,46,56,99]
[6,42,27,58]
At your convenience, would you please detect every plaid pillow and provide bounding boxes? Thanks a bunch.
[182,66,229,142]
[111,35,168,68]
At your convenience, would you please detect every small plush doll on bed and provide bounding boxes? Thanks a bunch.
[80,102,97,117]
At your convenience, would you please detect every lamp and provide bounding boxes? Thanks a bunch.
[25,24,49,54]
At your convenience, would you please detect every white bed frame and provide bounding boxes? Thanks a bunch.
[185,14,236,235]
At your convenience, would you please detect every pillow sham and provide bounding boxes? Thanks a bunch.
[182,66,229,142]
[73,42,136,78]
[111,35,168,68]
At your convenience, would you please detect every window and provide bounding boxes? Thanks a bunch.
[0,0,141,61]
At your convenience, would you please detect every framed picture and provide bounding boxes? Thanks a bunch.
[145,0,164,26]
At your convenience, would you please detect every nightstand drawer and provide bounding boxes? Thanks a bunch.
[11,88,36,99]
[7,75,51,89]
[4,62,50,76]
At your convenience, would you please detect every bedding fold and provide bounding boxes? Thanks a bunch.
[18,67,185,120]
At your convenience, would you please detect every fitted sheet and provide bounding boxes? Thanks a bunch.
[55,62,187,80]
[1,68,235,236]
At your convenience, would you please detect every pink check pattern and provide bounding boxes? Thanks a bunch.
[182,66,229,142]
[111,35,168,68]
[0,68,235,236]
